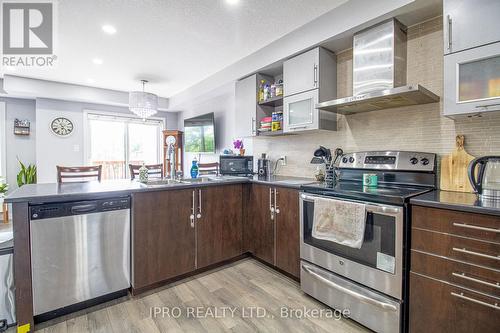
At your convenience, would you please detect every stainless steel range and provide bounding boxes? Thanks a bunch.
[299,151,437,333]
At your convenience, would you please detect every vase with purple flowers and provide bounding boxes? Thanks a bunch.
[233,139,245,156]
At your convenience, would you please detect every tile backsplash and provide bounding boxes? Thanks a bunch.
[252,16,500,178]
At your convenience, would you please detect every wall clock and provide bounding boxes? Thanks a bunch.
[50,117,74,137]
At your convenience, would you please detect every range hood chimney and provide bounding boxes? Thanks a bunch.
[317,18,439,114]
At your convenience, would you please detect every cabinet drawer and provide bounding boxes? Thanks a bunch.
[411,250,500,297]
[410,272,500,333]
[412,228,500,270]
[413,206,500,243]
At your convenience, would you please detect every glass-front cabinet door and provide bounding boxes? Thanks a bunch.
[444,42,500,116]
[283,89,319,133]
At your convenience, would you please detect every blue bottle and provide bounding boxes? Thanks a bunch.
[190,158,199,178]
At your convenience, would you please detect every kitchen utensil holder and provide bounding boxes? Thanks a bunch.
[325,165,339,186]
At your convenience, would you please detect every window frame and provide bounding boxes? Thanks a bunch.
[83,110,165,179]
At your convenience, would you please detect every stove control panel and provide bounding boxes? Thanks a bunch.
[339,151,436,172]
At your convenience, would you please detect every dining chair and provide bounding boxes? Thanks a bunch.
[56,165,102,183]
[198,162,219,176]
[129,164,163,180]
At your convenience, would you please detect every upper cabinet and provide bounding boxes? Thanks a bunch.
[283,47,337,133]
[284,48,320,96]
[235,47,338,136]
[235,74,257,138]
[283,47,337,101]
[443,0,500,117]
[444,42,500,116]
[444,0,500,55]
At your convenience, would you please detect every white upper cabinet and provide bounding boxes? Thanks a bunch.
[283,48,320,96]
[234,74,257,137]
[282,47,337,133]
[444,0,500,54]
[444,42,500,116]
[443,0,500,116]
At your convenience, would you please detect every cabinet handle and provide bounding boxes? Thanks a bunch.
[252,117,256,135]
[475,103,500,109]
[291,125,308,131]
[198,189,202,217]
[453,222,500,233]
[269,188,274,221]
[450,292,499,310]
[192,190,195,214]
[191,190,196,227]
[452,272,500,289]
[274,188,280,214]
[447,15,452,52]
[313,64,318,87]
[452,247,500,261]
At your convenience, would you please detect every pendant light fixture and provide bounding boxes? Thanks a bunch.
[129,79,158,119]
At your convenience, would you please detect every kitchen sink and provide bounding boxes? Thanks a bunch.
[180,177,214,183]
[144,179,186,187]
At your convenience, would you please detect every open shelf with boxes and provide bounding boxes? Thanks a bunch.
[256,72,284,136]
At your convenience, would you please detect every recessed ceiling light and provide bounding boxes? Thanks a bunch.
[92,58,103,65]
[102,24,117,35]
[225,0,240,5]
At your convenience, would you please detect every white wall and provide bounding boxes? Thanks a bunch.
[168,0,415,108]
[0,102,5,179]
[36,98,178,183]
[0,97,37,188]
[176,82,253,172]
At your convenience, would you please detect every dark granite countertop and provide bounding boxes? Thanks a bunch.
[4,175,317,204]
[410,190,500,217]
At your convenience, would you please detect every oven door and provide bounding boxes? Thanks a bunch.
[300,192,404,299]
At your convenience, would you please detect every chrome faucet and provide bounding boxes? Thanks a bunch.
[167,143,176,180]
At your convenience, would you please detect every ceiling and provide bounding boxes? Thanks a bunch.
[1,0,348,98]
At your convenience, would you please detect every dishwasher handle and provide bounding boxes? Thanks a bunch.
[70,204,98,214]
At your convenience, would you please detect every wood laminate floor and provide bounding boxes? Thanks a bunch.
[17,259,369,333]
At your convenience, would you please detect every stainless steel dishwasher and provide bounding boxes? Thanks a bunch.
[30,197,130,321]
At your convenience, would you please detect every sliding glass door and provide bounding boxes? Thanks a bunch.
[87,113,163,180]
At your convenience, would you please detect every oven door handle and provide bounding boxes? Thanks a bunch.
[301,264,398,312]
[300,193,402,215]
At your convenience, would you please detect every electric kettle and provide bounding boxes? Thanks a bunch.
[468,156,500,200]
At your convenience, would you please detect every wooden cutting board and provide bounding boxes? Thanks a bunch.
[440,135,475,193]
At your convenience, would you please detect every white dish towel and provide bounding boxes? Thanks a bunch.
[312,197,366,249]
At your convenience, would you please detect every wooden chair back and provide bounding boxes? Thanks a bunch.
[198,162,219,175]
[129,164,163,180]
[57,165,102,183]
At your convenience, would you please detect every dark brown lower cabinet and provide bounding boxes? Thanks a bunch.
[133,183,299,292]
[244,184,275,265]
[132,189,195,290]
[410,205,500,333]
[197,184,243,268]
[410,272,500,333]
[244,184,300,279]
[275,187,300,278]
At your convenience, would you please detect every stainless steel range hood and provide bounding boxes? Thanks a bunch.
[316,85,439,114]
[317,19,439,114]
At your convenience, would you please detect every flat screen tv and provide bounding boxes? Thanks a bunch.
[184,112,216,153]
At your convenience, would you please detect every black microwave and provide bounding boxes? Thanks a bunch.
[219,155,254,176]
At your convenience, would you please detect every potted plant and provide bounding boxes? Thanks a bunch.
[17,159,37,187]
[233,139,245,156]
[0,179,7,196]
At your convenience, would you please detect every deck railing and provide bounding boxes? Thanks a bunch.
[91,160,144,180]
